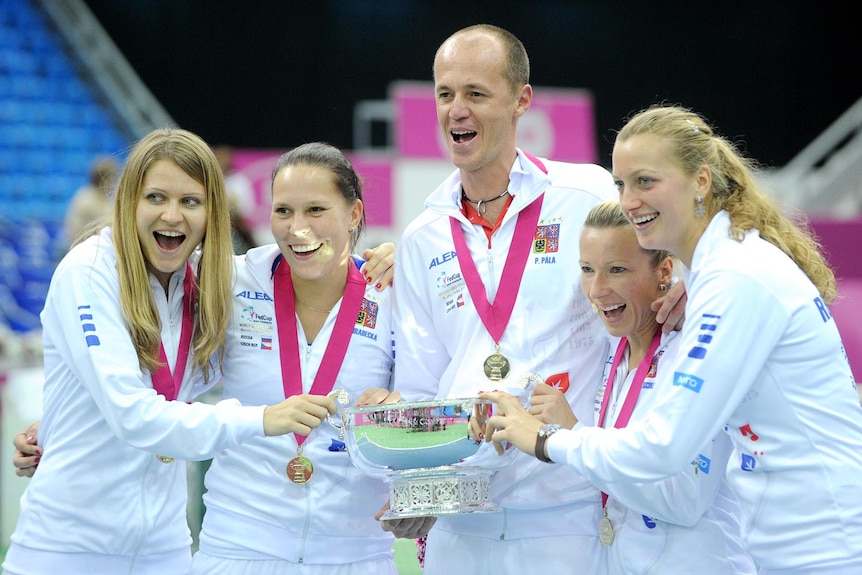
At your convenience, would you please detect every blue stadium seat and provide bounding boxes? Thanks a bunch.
[0,96,21,121]
[0,0,131,332]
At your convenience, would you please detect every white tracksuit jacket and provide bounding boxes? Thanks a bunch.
[194,244,395,567]
[596,332,755,575]
[393,150,616,541]
[3,227,266,575]
[551,211,862,574]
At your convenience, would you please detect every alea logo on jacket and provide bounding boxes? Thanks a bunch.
[428,250,457,269]
[235,290,273,301]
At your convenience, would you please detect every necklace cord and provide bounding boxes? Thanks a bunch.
[462,188,509,214]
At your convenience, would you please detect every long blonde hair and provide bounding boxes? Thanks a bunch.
[617,104,836,304]
[112,128,234,380]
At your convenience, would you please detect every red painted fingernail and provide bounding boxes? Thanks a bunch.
[376,283,382,290]
[362,269,368,276]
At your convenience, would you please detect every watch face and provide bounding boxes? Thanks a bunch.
[539,424,562,437]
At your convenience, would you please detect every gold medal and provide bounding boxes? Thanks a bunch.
[598,507,615,546]
[287,451,314,484]
[483,345,510,381]
[156,454,175,464]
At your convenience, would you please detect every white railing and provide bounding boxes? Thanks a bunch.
[767,97,862,219]
[35,0,175,137]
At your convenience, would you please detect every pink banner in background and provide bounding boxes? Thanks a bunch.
[230,150,393,230]
[808,218,862,380]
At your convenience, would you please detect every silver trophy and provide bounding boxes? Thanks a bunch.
[334,374,542,520]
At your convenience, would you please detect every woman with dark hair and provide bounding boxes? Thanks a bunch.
[189,142,410,575]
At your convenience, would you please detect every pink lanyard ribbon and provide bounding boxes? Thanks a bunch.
[597,328,662,506]
[449,194,544,344]
[272,255,366,447]
[449,151,547,344]
[152,262,195,402]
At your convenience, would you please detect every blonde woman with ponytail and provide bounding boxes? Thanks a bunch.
[483,104,862,574]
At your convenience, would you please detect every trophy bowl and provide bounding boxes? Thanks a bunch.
[338,397,516,519]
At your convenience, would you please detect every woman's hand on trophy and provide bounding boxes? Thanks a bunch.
[375,501,437,538]
[355,388,402,406]
[479,391,544,457]
[263,394,337,437]
[528,383,579,429]
[467,401,492,443]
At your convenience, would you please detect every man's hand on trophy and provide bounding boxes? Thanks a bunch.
[376,501,437,538]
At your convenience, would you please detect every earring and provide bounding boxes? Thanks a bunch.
[659,284,668,291]
[694,196,706,217]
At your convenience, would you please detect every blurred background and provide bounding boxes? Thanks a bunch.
[1,0,860,572]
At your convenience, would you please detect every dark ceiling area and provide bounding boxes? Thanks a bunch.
[83,0,857,169]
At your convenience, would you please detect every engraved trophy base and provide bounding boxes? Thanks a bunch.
[337,395,541,520]
[383,465,499,520]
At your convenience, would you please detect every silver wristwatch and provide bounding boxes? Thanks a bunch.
[535,423,562,463]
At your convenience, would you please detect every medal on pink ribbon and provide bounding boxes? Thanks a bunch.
[596,329,662,545]
[286,447,314,484]
[598,511,615,546]
[273,255,365,483]
[482,346,510,381]
[152,263,195,464]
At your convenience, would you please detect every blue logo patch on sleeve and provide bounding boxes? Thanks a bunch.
[79,305,100,347]
[642,515,657,528]
[688,314,721,359]
[673,372,703,392]
[741,453,756,472]
[687,346,707,359]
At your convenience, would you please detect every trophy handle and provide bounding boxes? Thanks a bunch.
[518,372,544,407]
[327,389,351,432]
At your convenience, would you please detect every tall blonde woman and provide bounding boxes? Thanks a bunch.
[483,105,862,574]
